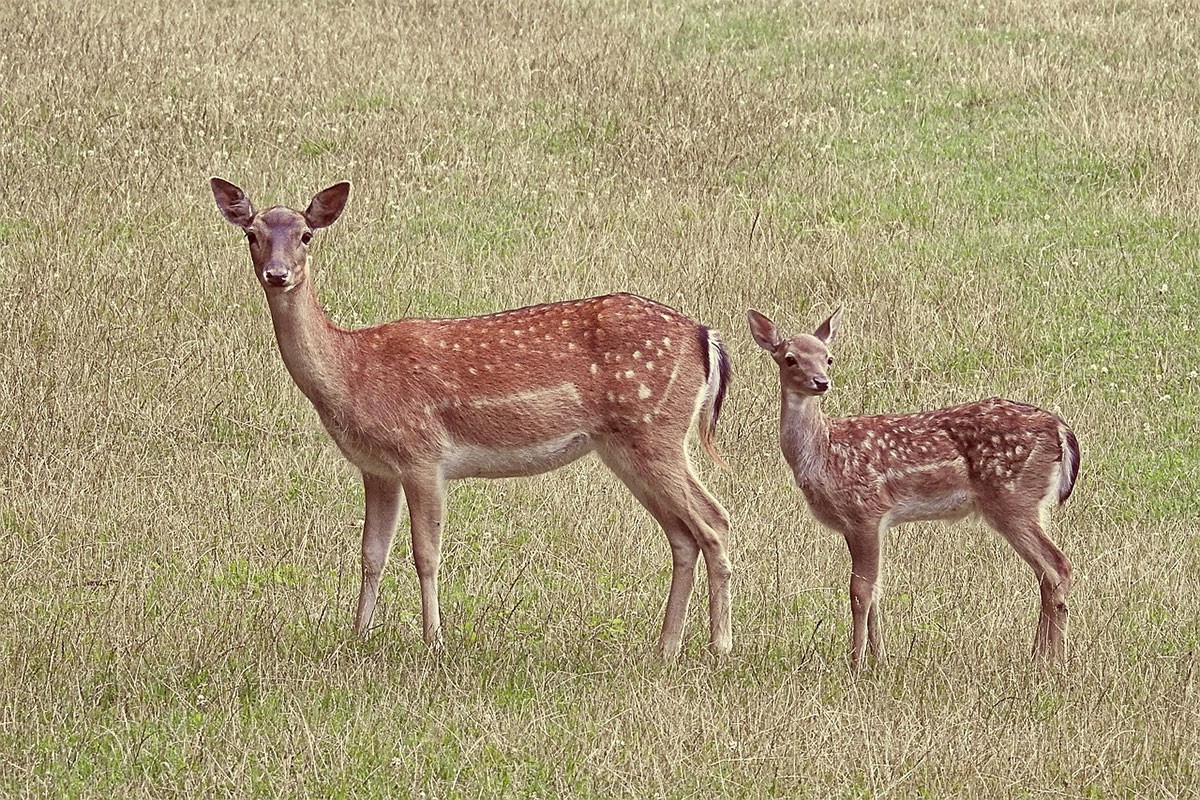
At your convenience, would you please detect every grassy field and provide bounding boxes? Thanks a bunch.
[1,0,1198,796]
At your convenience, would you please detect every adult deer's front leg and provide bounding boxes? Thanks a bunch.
[355,472,404,635]
[403,469,447,649]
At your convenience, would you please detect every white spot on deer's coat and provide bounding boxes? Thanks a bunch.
[638,384,652,400]
[590,363,598,375]
[632,350,642,360]
[624,370,635,379]
[663,337,672,348]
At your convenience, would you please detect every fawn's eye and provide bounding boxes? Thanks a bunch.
[784,354,798,368]
[301,231,313,245]
[827,356,834,366]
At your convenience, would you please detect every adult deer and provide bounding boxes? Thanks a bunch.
[210,178,733,657]
[748,307,1078,669]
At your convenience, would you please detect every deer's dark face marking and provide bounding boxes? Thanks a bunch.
[244,207,312,292]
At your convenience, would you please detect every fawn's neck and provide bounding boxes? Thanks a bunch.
[780,391,829,488]
[264,281,350,411]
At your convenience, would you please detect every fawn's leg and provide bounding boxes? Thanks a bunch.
[987,510,1072,660]
[846,527,884,671]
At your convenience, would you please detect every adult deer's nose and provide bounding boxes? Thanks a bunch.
[262,264,291,286]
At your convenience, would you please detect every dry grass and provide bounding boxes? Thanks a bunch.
[1,0,1198,796]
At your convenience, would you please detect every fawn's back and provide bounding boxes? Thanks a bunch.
[807,397,1077,530]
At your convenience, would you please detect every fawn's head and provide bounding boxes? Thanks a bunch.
[210,178,350,292]
[747,307,842,397]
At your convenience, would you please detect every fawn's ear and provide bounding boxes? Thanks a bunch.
[746,309,781,351]
[211,177,255,228]
[304,182,351,229]
[814,307,842,344]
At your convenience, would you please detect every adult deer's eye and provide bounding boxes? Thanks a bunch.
[245,231,257,246]
[301,231,313,245]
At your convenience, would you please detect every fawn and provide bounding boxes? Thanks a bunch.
[210,178,734,657]
[748,307,1078,668]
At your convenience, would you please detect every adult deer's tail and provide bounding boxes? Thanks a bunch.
[697,327,732,466]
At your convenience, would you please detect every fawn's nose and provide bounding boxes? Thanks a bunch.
[813,376,830,393]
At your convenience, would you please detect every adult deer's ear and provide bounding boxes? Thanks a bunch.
[304,182,351,229]
[210,177,255,228]
[814,307,842,344]
[746,309,781,351]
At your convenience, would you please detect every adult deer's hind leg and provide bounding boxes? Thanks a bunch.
[680,470,733,655]
[649,508,702,659]
[598,446,732,657]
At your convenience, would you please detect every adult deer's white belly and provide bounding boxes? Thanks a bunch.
[442,432,594,479]
[439,382,594,479]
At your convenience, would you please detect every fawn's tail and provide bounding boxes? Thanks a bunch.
[1056,419,1080,504]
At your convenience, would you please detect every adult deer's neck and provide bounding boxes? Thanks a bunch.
[264,280,349,410]
[780,391,829,488]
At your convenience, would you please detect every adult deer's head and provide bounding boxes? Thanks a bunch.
[210,178,350,292]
